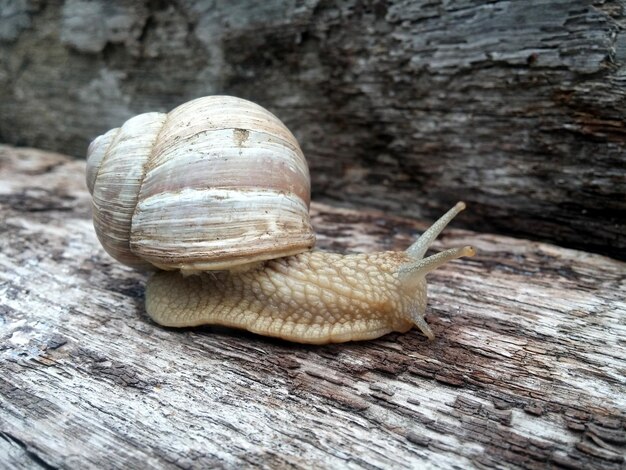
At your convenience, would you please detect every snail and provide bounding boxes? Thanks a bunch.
[86,96,475,344]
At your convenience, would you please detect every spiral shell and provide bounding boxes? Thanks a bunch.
[86,96,315,271]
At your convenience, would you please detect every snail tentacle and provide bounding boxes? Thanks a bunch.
[399,246,476,278]
[405,201,466,259]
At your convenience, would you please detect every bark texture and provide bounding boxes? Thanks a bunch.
[1,144,625,469]
[0,1,624,259]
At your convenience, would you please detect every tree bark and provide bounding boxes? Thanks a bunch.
[0,1,624,260]
[1,144,625,469]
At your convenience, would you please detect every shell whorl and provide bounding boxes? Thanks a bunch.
[87,96,315,271]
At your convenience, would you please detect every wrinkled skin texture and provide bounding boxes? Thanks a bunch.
[147,251,423,344]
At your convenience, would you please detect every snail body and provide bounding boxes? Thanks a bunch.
[87,96,474,344]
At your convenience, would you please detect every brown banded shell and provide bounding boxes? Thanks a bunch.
[86,96,315,271]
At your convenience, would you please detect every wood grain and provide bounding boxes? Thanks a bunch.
[1,144,624,469]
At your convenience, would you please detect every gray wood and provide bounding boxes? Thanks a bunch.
[1,144,625,469]
[0,1,624,260]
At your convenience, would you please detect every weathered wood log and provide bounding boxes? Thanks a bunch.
[0,144,625,469]
[0,1,624,260]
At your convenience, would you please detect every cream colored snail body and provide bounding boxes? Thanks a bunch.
[87,96,474,344]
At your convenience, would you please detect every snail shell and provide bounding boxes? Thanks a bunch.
[86,96,315,271]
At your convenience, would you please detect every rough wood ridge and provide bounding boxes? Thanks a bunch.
[1,1,624,259]
[0,144,625,469]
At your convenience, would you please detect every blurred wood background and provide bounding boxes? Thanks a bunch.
[1,145,625,469]
[0,0,624,259]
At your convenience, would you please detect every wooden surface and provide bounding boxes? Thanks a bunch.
[1,1,625,259]
[1,144,625,469]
